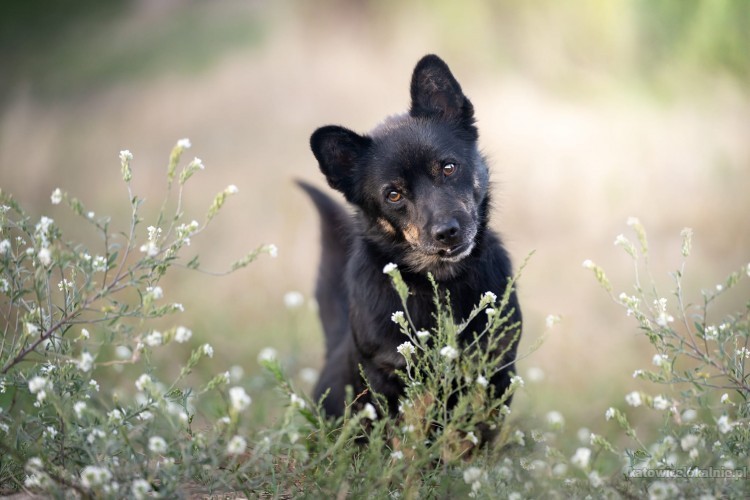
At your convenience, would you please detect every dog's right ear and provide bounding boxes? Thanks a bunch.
[310,125,371,201]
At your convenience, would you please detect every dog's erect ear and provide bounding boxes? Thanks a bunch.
[409,55,476,137]
[310,125,371,200]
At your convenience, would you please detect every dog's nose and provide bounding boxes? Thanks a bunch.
[432,219,460,246]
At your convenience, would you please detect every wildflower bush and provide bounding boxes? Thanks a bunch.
[1,141,748,498]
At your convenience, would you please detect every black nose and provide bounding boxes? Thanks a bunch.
[432,219,460,246]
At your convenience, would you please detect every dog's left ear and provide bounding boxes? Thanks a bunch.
[409,54,477,138]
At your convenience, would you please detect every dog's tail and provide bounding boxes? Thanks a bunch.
[297,180,352,356]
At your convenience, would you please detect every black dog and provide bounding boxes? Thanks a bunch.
[300,55,521,420]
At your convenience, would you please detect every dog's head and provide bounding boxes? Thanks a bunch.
[310,55,490,279]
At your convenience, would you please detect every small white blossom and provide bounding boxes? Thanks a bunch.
[545,314,561,328]
[571,447,591,469]
[680,434,700,451]
[229,386,252,412]
[361,403,378,420]
[605,407,616,421]
[226,435,247,455]
[633,369,644,378]
[396,341,416,357]
[481,291,497,304]
[28,376,48,394]
[652,353,668,367]
[463,466,484,484]
[717,415,733,434]
[290,393,307,409]
[177,138,191,149]
[390,450,404,460]
[146,286,163,299]
[257,347,278,363]
[89,379,99,392]
[174,326,192,343]
[653,395,669,410]
[107,409,123,422]
[736,347,750,360]
[80,328,90,340]
[383,262,398,274]
[439,345,458,360]
[148,436,168,454]
[0,239,10,255]
[653,298,674,327]
[415,329,430,339]
[80,465,112,489]
[265,244,278,258]
[283,291,304,309]
[546,411,565,427]
[135,374,151,392]
[131,479,152,500]
[625,391,642,407]
[510,375,525,389]
[37,248,52,267]
[225,184,239,195]
[43,426,57,439]
[77,352,94,372]
[144,331,163,347]
[137,411,153,422]
[50,188,62,205]
[485,308,496,317]
[202,343,214,358]
[74,401,87,419]
[476,375,489,388]
[391,311,405,324]
[582,259,595,269]
[87,211,95,219]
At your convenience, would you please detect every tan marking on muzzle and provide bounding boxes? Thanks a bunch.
[377,217,397,235]
[402,224,421,245]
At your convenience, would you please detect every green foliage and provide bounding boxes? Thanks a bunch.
[1,144,748,497]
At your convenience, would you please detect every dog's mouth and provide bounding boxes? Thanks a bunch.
[436,241,474,262]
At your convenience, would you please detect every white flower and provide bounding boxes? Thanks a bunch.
[50,188,62,205]
[720,393,731,404]
[135,374,151,392]
[652,353,668,367]
[229,386,252,412]
[653,299,674,327]
[43,426,57,439]
[0,278,9,294]
[202,343,214,358]
[225,184,239,195]
[582,259,594,269]
[290,393,306,409]
[139,242,158,257]
[144,331,163,347]
[37,248,52,267]
[137,411,153,422]
[89,379,99,392]
[80,328,90,340]
[361,403,378,420]
[390,450,404,460]
[257,347,278,363]
[107,409,123,422]
[0,239,10,255]
[633,369,644,378]
[177,138,192,149]
[173,303,185,312]
[131,479,152,500]
[265,244,278,258]
[485,308,496,317]
[546,411,565,427]
[588,470,603,488]
[148,436,168,454]
[625,391,642,407]
[737,347,750,360]
[509,375,525,389]
[283,291,304,309]
[545,314,560,328]
[439,345,458,360]
[653,395,669,410]
[682,409,697,422]
[463,466,483,484]
[626,216,640,227]
[717,415,733,434]
[74,401,87,419]
[476,375,489,388]
[382,262,398,274]
[391,311,405,324]
[77,352,94,372]
[119,150,133,163]
[680,434,700,451]
[146,286,163,299]
[174,326,192,343]
[571,447,591,469]
[226,435,247,455]
[87,211,95,219]
[647,480,679,500]
[396,341,416,357]
[605,407,616,421]
[28,376,48,394]
[80,465,112,489]
[416,329,430,339]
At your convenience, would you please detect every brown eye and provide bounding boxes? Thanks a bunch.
[387,191,402,203]
[443,163,457,176]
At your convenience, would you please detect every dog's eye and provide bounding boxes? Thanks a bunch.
[442,163,457,176]
[386,191,403,203]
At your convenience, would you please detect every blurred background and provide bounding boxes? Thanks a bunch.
[2,0,749,434]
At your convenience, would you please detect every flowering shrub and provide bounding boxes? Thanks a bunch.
[0,141,277,496]
[1,140,747,498]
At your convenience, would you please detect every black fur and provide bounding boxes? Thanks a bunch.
[302,54,522,420]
